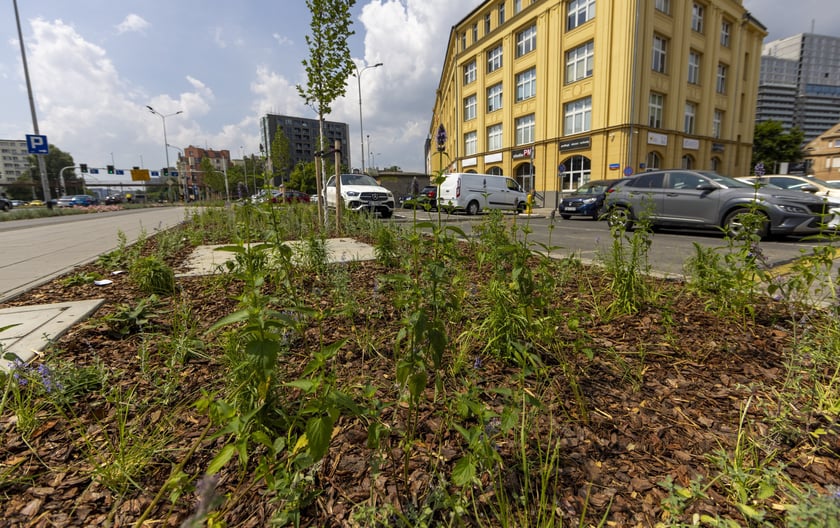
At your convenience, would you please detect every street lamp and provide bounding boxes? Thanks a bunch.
[353,62,383,174]
[146,105,183,197]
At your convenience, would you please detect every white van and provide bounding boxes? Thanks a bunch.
[438,172,527,215]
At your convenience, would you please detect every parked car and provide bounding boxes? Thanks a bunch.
[271,190,311,204]
[56,194,99,207]
[104,195,123,205]
[27,200,45,207]
[403,185,438,210]
[604,170,834,239]
[10,199,26,207]
[325,173,395,218]
[0,195,11,211]
[558,179,624,220]
[739,174,840,199]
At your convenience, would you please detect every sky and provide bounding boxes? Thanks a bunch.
[2,0,839,178]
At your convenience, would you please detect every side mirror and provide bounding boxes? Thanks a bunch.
[696,183,717,191]
[800,185,819,193]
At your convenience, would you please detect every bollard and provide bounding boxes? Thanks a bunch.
[525,191,533,215]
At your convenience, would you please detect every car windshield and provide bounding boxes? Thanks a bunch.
[695,171,751,189]
[572,182,609,195]
[339,174,379,186]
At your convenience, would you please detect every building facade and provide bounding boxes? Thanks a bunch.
[757,34,840,144]
[804,122,840,181]
[0,139,30,187]
[260,114,350,181]
[175,146,231,200]
[428,0,766,205]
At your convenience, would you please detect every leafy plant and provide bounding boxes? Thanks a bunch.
[130,255,177,295]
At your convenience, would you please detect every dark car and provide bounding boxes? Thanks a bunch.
[604,169,832,239]
[403,185,438,210]
[270,190,311,204]
[0,195,12,211]
[104,195,123,205]
[558,179,624,220]
[56,194,99,207]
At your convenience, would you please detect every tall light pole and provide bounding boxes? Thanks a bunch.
[353,62,382,174]
[146,105,182,197]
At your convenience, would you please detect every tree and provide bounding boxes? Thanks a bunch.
[270,126,292,183]
[28,145,79,197]
[199,158,226,196]
[752,121,805,174]
[287,161,318,194]
[297,0,356,221]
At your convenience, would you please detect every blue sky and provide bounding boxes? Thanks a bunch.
[2,1,839,177]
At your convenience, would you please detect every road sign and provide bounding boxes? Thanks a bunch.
[116,169,125,175]
[130,169,151,181]
[25,134,49,154]
[558,163,566,174]
[624,166,634,177]
[90,168,100,174]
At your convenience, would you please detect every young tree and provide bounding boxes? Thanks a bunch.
[288,161,318,194]
[270,126,292,184]
[752,121,805,173]
[297,0,356,222]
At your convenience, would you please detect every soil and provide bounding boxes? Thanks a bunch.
[0,223,838,527]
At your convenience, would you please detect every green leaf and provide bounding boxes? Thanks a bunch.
[451,456,476,487]
[408,371,427,402]
[306,415,335,461]
[206,444,237,474]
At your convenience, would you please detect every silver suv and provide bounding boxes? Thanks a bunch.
[604,170,833,238]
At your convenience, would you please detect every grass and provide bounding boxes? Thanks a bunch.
[0,201,838,526]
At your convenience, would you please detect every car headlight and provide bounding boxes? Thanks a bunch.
[346,190,360,197]
[778,204,808,214]
[581,197,597,204]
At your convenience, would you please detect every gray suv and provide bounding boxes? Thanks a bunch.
[604,170,833,238]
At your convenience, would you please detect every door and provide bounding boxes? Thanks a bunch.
[661,171,719,226]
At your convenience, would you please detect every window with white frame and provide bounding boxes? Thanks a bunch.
[465,131,477,156]
[713,109,723,139]
[564,97,592,135]
[514,0,522,14]
[487,44,503,72]
[487,124,503,151]
[487,83,503,112]
[720,20,731,47]
[649,92,664,128]
[716,63,727,93]
[515,114,535,145]
[653,34,667,73]
[647,151,662,170]
[464,60,476,85]
[464,94,477,121]
[516,24,536,57]
[688,50,701,84]
[691,3,704,33]
[566,40,594,83]
[684,102,697,134]
[655,0,670,14]
[567,0,595,30]
[498,2,505,24]
[515,67,536,101]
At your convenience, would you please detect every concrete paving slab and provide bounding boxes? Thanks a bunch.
[177,238,377,277]
[0,300,104,371]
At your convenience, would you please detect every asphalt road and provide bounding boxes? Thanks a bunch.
[0,207,190,303]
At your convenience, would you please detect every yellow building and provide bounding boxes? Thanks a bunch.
[428,0,767,206]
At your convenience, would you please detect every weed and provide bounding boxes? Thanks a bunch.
[130,255,177,295]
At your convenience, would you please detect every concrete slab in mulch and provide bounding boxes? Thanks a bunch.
[0,300,105,371]
[177,238,377,277]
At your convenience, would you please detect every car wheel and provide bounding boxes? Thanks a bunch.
[0,203,9,212]
[724,208,769,239]
[561,214,571,220]
[466,200,480,216]
[607,207,634,231]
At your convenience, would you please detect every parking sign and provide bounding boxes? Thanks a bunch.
[25,134,49,155]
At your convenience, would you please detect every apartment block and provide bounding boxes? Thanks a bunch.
[0,139,30,186]
[260,114,350,181]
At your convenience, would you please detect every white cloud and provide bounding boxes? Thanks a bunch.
[272,33,292,46]
[116,14,149,34]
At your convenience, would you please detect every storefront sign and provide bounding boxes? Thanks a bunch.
[559,137,591,151]
[647,132,668,146]
[512,147,533,160]
[683,138,700,150]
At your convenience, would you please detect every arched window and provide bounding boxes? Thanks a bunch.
[681,154,694,169]
[646,151,662,171]
[515,163,534,191]
[559,155,591,191]
[710,156,721,173]
[486,166,503,175]
[465,169,477,173]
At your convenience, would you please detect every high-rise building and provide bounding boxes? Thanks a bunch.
[0,139,31,186]
[757,33,840,144]
[429,0,766,204]
[260,114,350,181]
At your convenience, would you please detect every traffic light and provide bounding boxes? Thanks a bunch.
[107,165,115,174]
[80,163,88,173]
[162,167,169,176]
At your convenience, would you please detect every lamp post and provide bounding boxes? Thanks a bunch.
[353,62,383,174]
[146,105,182,197]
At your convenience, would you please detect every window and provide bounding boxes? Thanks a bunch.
[649,92,664,128]
[515,114,535,145]
[720,20,731,47]
[514,0,522,14]
[487,124,503,151]
[487,166,503,175]
[567,0,595,30]
[716,63,727,94]
[515,67,536,101]
[465,131,477,156]
[564,97,592,135]
[667,171,705,189]
[713,109,723,139]
[681,155,695,169]
[711,157,721,172]
[487,83,503,112]
[485,13,491,34]
[566,40,594,83]
[461,32,467,50]
[464,60,476,85]
[655,0,670,14]
[487,44,503,72]
[627,171,665,188]
[559,155,591,191]
[684,102,696,134]
[464,94,477,121]
[691,3,704,33]
[516,24,536,57]
[688,50,701,84]
[472,23,478,43]
[647,151,662,170]
[498,2,505,24]
[652,34,667,73]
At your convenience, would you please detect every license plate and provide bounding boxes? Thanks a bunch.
[564,206,577,212]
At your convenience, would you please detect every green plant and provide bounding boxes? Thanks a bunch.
[60,271,104,287]
[600,210,654,315]
[103,295,164,338]
[130,255,176,295]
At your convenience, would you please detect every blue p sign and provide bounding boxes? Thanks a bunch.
[26,134,49,154]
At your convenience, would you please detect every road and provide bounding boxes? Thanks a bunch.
[0,207,190,303]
